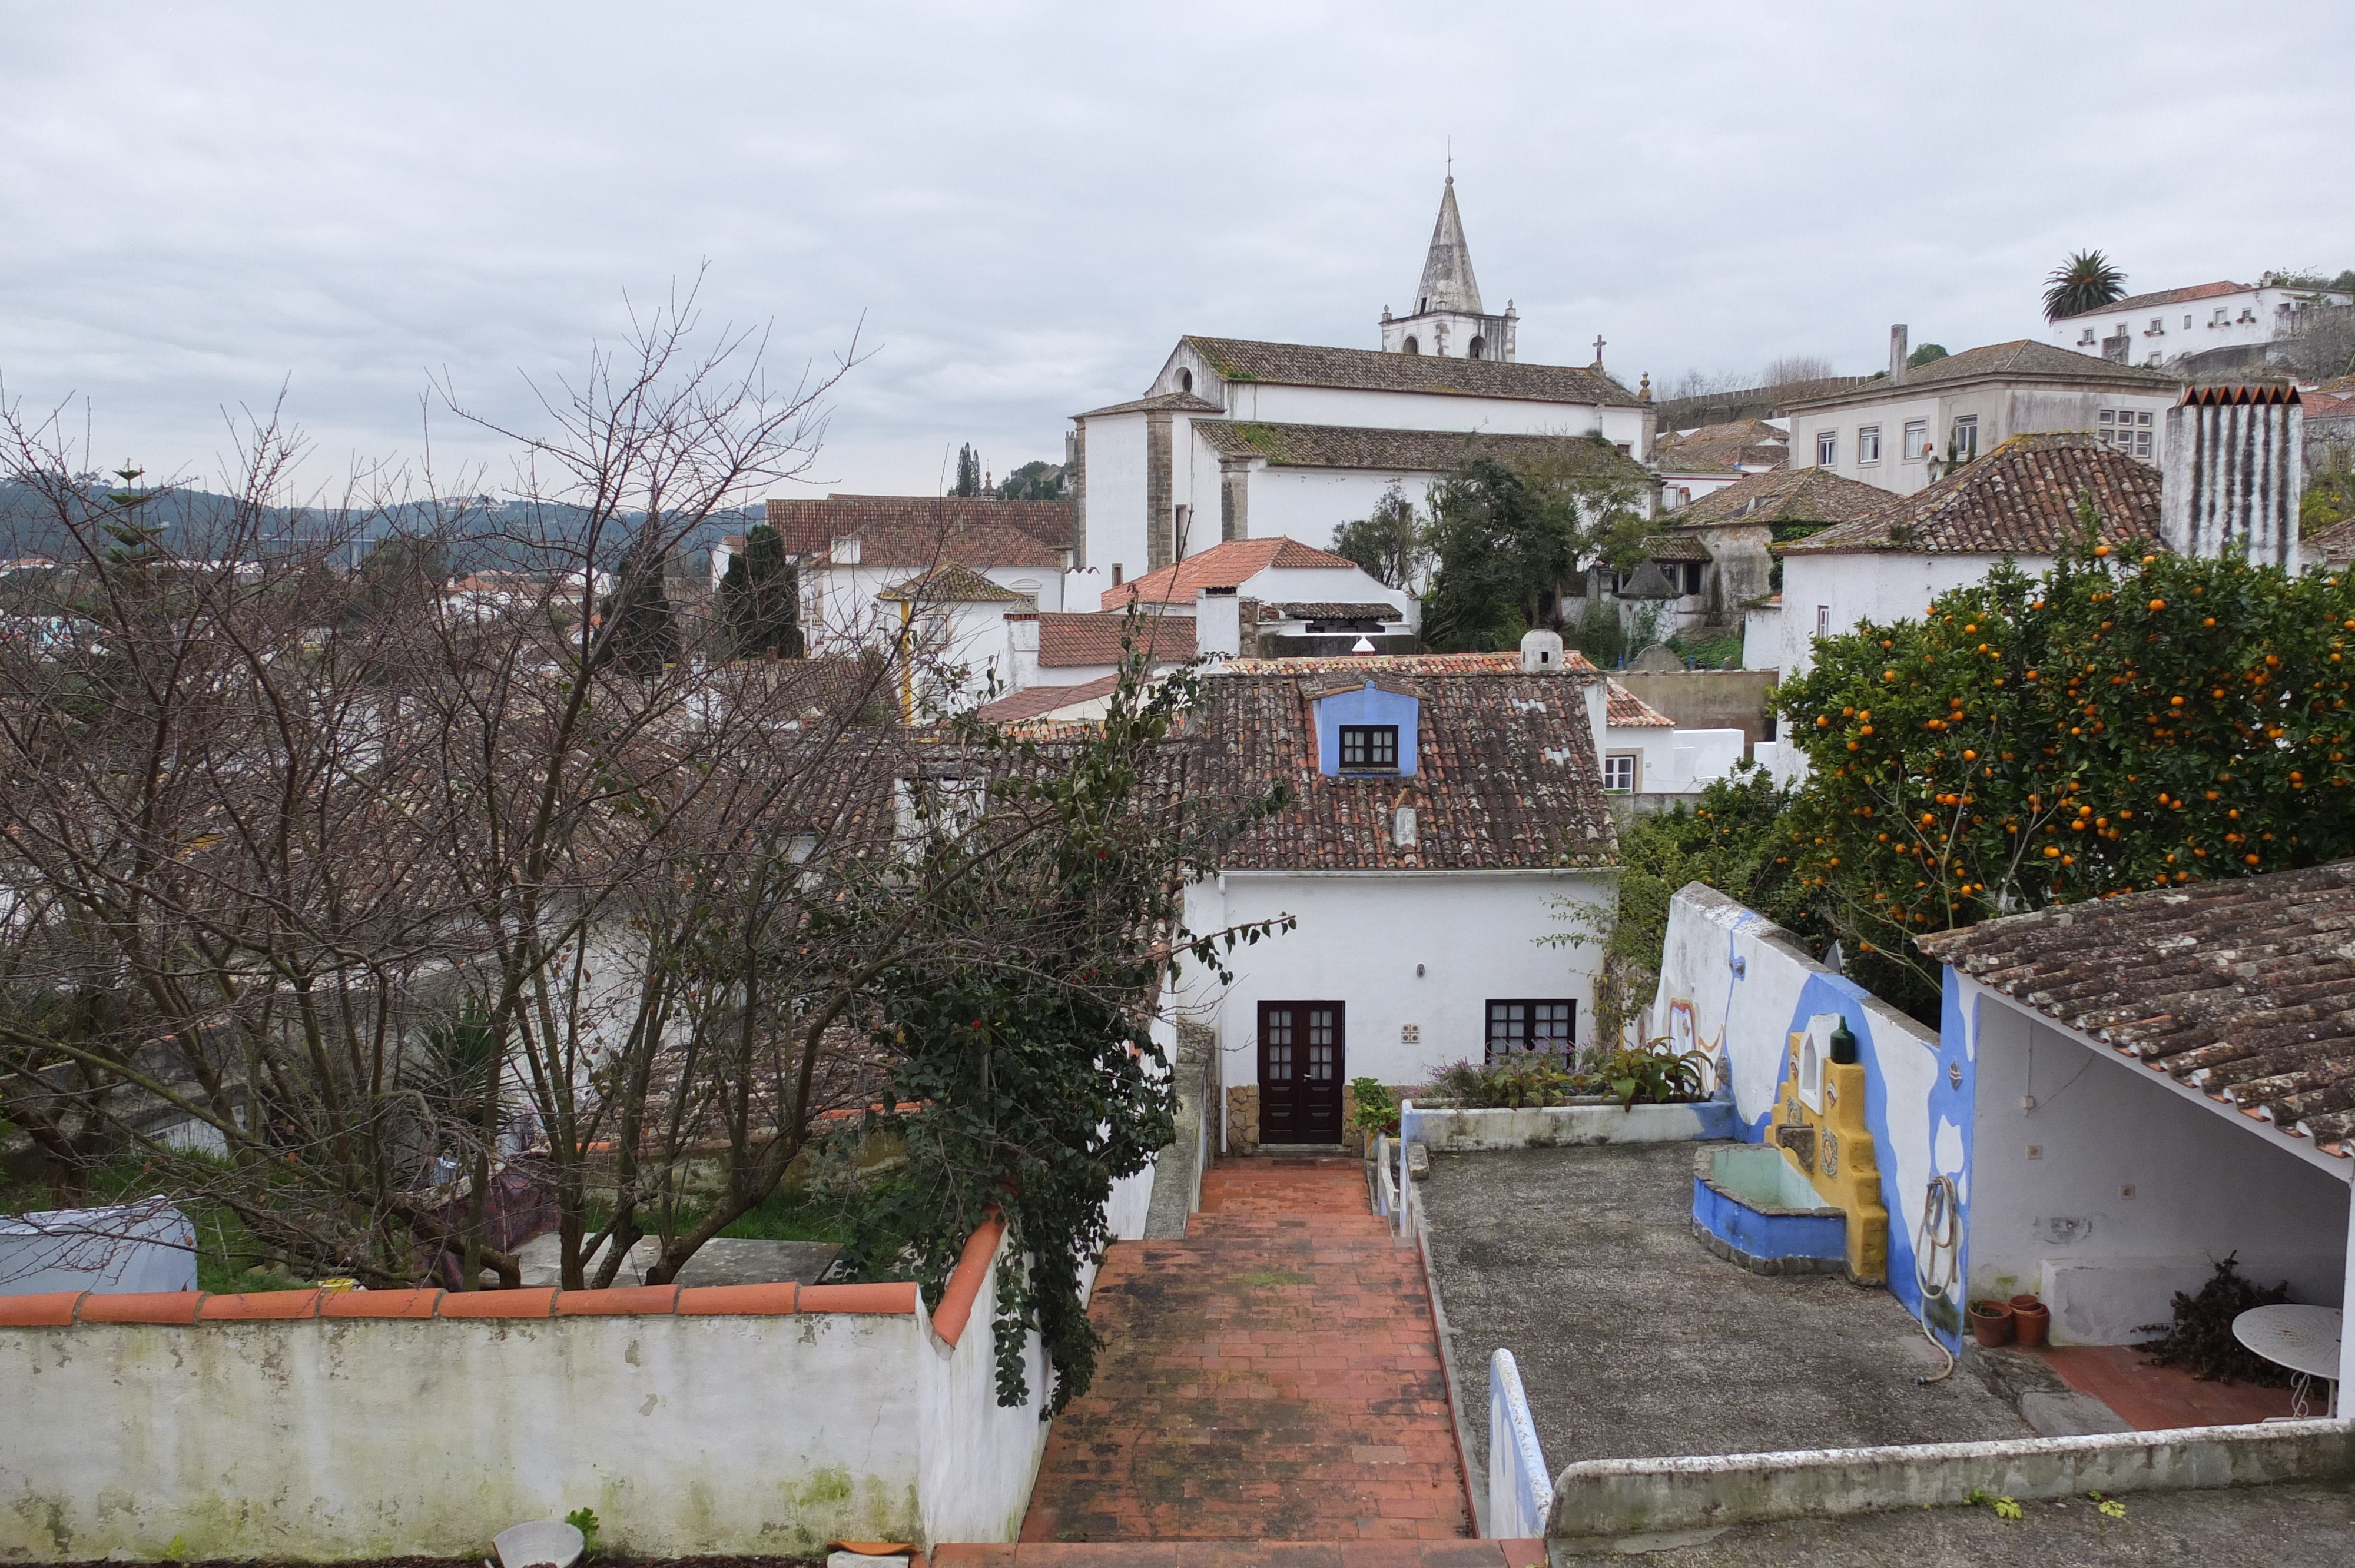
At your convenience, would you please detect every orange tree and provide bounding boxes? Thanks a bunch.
[1774,519,2355,997]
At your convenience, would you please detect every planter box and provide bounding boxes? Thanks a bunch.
[1401,1099,1737,1152]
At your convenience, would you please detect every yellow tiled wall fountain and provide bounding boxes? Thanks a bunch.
[1770,1018,1890,1285]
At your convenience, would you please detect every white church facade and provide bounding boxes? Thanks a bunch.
[1067,178,1659,586]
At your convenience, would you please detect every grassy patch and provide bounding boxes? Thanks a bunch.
[1236,1269,1314,1288]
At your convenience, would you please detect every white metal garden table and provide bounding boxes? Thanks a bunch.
[2233,1303,2342,1418]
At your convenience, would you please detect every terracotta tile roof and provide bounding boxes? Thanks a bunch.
[2301,391,2355,421]
[1783,434,2161,556]
[1918,861,2355,1156]
[1271,602,1405,622]
[768,519,1067,571]
[1671,467,1900,530]
[2052,280,2246,321]
[973,673,1126,725]
[1182,336,1640,407]
[1640,533,1710,562]
[1216,650,1598,675]
[874,562,1034,604]
[1193,420,1650,480]
[1074,391,1226,418]
[1606,681,1673,727]
[1653,419,1790,475]
[2306,518,2355,569]
[1033,612,1197,668]
[1784,341,2180,409]
[766,495,1074,557]
[1185,669,1616,871]
[1101,537,1362,609]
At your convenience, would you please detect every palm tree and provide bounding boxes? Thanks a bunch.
[2044,250,2128,322]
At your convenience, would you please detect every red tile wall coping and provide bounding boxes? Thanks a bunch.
[928,1215,1006,1349]
[0,1278,936,1324]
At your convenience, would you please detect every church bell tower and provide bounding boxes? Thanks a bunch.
[1380,176,1517,361]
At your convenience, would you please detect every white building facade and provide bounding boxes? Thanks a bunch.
[1170,647,1620,1151]
[2049,278,2354,367]
[1785,331,2180,499]
[1070,181,1654,584]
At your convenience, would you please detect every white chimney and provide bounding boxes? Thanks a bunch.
[1195,586,1241,660]
[1004,614,1041,692]
[831,535,862,566]
[1580,676,1609,774]
[2163,386,2303,569]
[1521,627,1565,672]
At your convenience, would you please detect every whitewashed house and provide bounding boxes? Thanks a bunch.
[1650,417,1789,511]
[1069,179,1656,584]
[1598,681,1745,803]
[745,499,1067,687]
[1099,535,1420,646]
[1775,433,2161,680]
[2048,276,2354,369]
[1785,329,2180,499]
[1173,641,1621,1151]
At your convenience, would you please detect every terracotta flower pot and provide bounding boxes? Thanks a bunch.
[2011,1298,2051,1349]
[1968,1299,2015,1347]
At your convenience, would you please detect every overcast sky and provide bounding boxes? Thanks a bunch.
[3,2,2349,503]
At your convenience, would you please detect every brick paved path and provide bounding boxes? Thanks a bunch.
[1019,1157,1472,1543]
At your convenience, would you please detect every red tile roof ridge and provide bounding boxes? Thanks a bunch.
[1099,537,1360,609]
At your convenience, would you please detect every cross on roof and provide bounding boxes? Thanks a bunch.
[1593,335,1607,363]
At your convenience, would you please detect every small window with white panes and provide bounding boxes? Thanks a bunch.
[2099,407,2154,461]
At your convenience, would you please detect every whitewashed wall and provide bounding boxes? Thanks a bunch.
[1777,550,2048,679]
[1958,978,2351,1346]
[1182,869,1613,1125]
[1647,883,1955,1344]
[1742,603,1780,673]
[0,1155,1186,1564]
[1604,726,1746,796]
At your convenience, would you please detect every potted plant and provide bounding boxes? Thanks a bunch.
[1968,1298,2015,1347]
[2008,1293,2051,1349]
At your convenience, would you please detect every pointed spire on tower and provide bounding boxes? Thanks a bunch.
[1414,176,1483,317]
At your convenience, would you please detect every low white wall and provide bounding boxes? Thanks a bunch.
[1402,1100,1737,1152]
[0,1306,932,1560]
[1547,1420,2355,1540]
[0,1228,1071,1561]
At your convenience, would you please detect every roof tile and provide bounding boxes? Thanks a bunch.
[1193,420,1649,479]
[1101,537,1368,610]
[1919,861,2355,1154]
[1183,336,1640,407]
[1186,662,1616,872]
[1784,433,2160,556]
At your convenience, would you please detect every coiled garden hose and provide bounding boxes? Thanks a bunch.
[1913,1173,1961,1384]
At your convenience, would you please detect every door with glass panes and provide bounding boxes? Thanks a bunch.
[1257,1001,1345,1144]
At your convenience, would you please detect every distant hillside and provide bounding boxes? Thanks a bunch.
[0,479,759,574]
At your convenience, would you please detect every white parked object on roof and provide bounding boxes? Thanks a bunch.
[0,1201,194,1296]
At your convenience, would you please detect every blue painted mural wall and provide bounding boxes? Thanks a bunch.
[1653,885,1968,1350]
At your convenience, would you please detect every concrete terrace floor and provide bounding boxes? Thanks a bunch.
[1418,1142,2035,1471]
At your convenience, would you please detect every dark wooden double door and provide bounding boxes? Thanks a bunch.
[1258,1000,1344,1144]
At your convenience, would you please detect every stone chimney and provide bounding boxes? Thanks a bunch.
[1889,325,1909,386]
[1194,586,1242,661]
[2163,386,2304,569]
[1235,596,1263,658]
